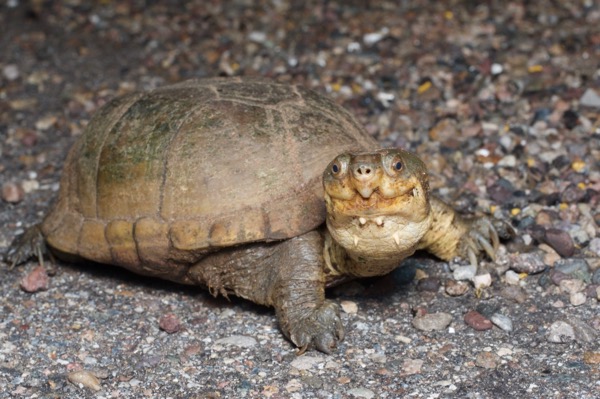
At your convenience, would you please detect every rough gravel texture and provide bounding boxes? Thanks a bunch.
[1,1,599,398]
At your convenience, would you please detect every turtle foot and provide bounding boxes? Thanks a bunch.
[459,217,515,266]
[286,300,345,355]
[5,225,46,268]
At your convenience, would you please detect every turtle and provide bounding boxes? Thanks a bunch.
[6,77,514,353]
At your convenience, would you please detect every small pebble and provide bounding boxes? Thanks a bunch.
[588,238,600,257]
[504,270,521,285]
[499,286,528,303]
[579,88,600,108]
[584,284,598,298]
[158,313,181,334]
[550,270,571,287]
[412,312,453,331]
[400,359,423,376]
[508,252,546,274]
[554,258,590,276]
[214,335,257,348]
[560,184,586,203]
[592,269,600,285]
[21,179,39,193]
[417,277,441,292]
[67,370,102,391]
[35,115,58,131]
[363,27,389,46]
[538,271,553,289]
[498,154,516,167]
[20,265,49,293]
[559,279,585,294]
[568,318,598,343]
[340,300,358,314]
[475,351,499,369]
[490,313,514,332]
[547,321,575,343]
[2,64,20,80]
[453,264,477,280]
[569,292,586,306]
[583,352,600,365]
[490,63,503,75]
[487,178,515,203]
[445,280,469,296]
[472,273,492,290]
[544,229,575,257]
[570,229,589,246]
[2,182,25,203]
[348,387,376,399]
[543,251,561,267]
[464,310,493,331]
[290,355,325,371]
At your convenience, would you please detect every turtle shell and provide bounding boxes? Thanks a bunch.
[41,78,376,278]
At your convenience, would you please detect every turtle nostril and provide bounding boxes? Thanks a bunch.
[357,166,371,175]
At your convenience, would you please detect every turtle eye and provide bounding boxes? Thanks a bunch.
[382,152,404,175]
[329,154,349,177]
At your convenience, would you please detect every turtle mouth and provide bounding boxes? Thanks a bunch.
[327,185,421,218]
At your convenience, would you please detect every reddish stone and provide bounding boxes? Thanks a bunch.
[464,310,493,331]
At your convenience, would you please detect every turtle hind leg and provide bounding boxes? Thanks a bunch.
[5,225,48,269]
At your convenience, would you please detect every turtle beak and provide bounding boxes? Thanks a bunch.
[349,155,382,199]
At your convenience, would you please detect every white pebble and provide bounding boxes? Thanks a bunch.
[491,63,503,75]
[490,313,513,332]
[412,312,453,331]
[340,300,358,314]
[21,179,40,193]
[363,27,389,46]
[348,387,376,399]
[504,270,521,285]
[67,370,102,391]
[498,155,517,167]
[290,355,325,370]
[2,64,20,80]
[547,321,575,343]
[376,91,395,107]
[580,88,600,108]
[569,292,586,306]
[248,31,267,43]
[453,264,477,280]
[472,273,492,289]
[347,42,361,52]
[214,335,257,348]
[559,279,585,294]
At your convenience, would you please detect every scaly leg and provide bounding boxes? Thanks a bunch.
[187,230,344,353]
[418,196,515,265]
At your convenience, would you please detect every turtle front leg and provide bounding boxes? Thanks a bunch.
[5,224,48,268]
[187,231,344,354]
[418,196,515,265]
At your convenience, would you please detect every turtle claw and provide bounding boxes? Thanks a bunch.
[287,300,344,355]
[459,216,511,266]
[467,247,478,268]
[475,231,496,261]
[5,225,46,269]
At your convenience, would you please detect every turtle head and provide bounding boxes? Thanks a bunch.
[323,149,433,274]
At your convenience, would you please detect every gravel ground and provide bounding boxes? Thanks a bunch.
[1,1,600,398]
